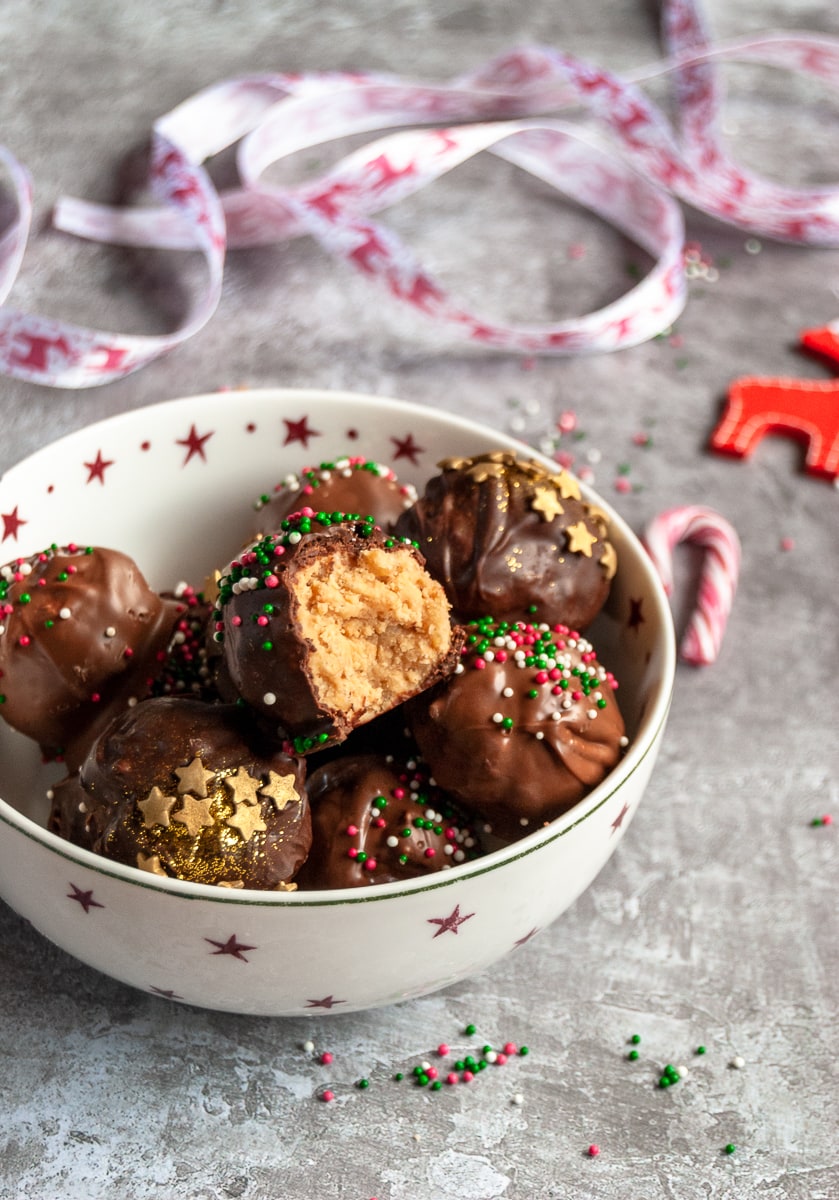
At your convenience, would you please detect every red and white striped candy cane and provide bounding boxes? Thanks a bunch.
[643,505,741,667]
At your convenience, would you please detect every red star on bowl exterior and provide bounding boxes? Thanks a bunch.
[305,995,345,1009]
[283,416,321,448]
[176,424,214,465]
[611,802,630,835]
[205,934,256,962]
[427,903,475,938]
[1,506,26,542]
[391,433,424,464]
[67,883,105,913]
[149,985,184,1000]
[84,449,115,485]
[514,927,539,947]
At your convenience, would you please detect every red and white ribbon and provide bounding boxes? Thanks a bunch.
[2,0,839,387]
[643,504,741,667]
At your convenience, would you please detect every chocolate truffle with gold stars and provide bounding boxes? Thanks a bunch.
[48,696,310,890]
[394,451,617,631]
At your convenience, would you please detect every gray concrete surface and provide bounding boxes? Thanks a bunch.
[1,2,837,1197]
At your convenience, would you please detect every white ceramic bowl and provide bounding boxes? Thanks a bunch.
[0,390,675,1015]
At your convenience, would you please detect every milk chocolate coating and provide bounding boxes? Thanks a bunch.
[253,455,417,537]
[214,513,461,753]
[296,753,480,888]
[407,618,626,841]
[0,544,181,770]
[48,697,310,890]
[394,451,617,631]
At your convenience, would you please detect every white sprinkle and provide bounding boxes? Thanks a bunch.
[512,1093,524,1105]
[302,1040,315,1053]
[127,696,138,707]
[492,712,504,724]
[0,625,5,635]
[45,789,54,801]
[620,735,629,747]
[744,238,762,255]
[443,843,454,855]
[453,850,465,862]
[519,817,529,826]
[731,1055,745,1069]
[678,1064,690,1080]
[59,607,71,620]
[485,1050,498,1063]
[386,836,398,848]
[502,687,514,698]
[535,731,544,740]
[483,649,495,662]
[587,709,598,720]
[551,711,561,721]
[263,692,277,706]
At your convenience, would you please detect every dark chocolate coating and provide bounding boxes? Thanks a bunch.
[394,451,617,631]
[296,753,480,888]
[49,697,310,890]
[253,455,417,537]
[0,544,181,769]
[215,513,461,753]
[407,619,626,841]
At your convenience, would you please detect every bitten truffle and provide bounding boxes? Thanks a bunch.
[252,455,417,537]
[407,617,627,841]
[0,543,182,769]
[394,451,617,630]
[48,697,310,890]
[214,510,461,753]
[296,753,480,888]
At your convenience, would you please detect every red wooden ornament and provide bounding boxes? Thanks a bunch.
[710,325,839,481]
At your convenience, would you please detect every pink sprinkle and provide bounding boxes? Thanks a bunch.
[426,1066,438,1080]
[462,1070,474,1082]
[393,787,405,800]
[474,657,486,670]
[780,537,795,552]
[320,1090,335,1102]
[535,670,549,684]
[446,1073,458,1085]
[17,636,30,647]
[123,647,134,659]
[572,691,583,701]
[614,477,632,494]
[588,1144,600,1158]
[348,848,359,859]
[231,615,242,627]
[364,858,377,871]
[273,546,285,556]
[424,848,436,859]
[346,824,358,836]
[37,578,46,587]
[495,1053,508,1066]
[90,693,101,703]
[504,1042,517,1055]
[557,410,577,433]
[374,817,386,829]
[495,649,507,663]
[320,1052,333,1065]
[567,242,586,261]
[257,615,269,626]
[437,1044,450,1057]
[823,814,834,825]
[264,574,279,587]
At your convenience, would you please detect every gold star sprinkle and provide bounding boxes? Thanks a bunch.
[530,485,564,523]
[260,770,300,811]
[137,786,176,828]
[274,880,298,892]
[565,521,598,557]
[553,470,582,501]
[174,755,215,798]
[224,767,262,806]
[226,801,267,843]
[599,541,618,580]
[172,794,215,837]
[136,851,167,877]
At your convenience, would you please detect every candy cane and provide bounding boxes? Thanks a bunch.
[643,505,741,666]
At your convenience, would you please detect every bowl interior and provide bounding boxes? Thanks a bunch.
[0,389,675,898]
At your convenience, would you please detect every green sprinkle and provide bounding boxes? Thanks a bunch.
[431,1080,442,1091]
[695,1045,706,1056]
[519,1046,529,1057]
[630,1034,641,1045]
[628,1049,640,1061]
[464,1023,476,1036]
[724,1144,736,1155]
[261,641,273,651]
[394,1072,404,1082]
[356,1078,369,1090]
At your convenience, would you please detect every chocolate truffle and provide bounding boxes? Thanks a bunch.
[48,697,310,890]
[214,510,461,753]
[0,543,182,769]
[296,753,480,888]
[253,455,417,537]
[394,451,617,630]
[407,617,627,841]
[151,581,217,702]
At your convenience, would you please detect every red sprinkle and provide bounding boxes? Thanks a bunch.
[320,1052,333,1065]
[320,1089,335,1102]
[588,1144,600,1158]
